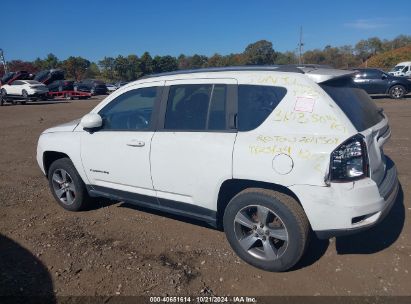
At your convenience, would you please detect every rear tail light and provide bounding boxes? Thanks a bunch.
[329,134,368,182]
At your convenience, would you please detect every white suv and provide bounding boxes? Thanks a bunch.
[36,66,399,271]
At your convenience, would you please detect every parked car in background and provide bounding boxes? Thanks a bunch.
[1,80,48,103]
[388,62,411,78]
[47,80,74,92]
[353,68,411,99]
[74,79,108,95]
[106,83,117,92]
[37,66,398,272]
[34,69,65,85]
[115,81,129,88]
[0,71,33,85]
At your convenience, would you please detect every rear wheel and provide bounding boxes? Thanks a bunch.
[22,89,29,101]
[223,188,309,272]
[48,158,91,211]
[389,85,406,99]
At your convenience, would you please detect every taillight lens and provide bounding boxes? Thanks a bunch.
[329,134,368,182]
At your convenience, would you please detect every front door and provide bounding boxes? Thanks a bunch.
[150,79,237,214]
[81,82,163,198]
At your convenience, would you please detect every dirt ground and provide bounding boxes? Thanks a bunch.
[0,95,410,297]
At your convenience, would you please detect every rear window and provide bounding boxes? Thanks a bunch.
[320,78,383,131]
[238,85,287,131]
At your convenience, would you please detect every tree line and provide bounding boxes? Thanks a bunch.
[2,35,410,82]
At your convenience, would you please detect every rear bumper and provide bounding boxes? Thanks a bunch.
[316,177,398,239]
[289,158,399,239]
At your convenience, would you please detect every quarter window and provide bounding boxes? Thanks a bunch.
[237,85,287,131]
[99,87,158,131]
[164,84,227,130]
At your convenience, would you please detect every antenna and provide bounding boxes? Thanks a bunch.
[298,26,304,64]
[0,48,8,74]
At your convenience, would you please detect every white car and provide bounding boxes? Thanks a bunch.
[1,80,49,103]
[106,83,117,93]
[36,66,399,272]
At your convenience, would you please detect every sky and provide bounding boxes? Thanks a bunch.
[1,0,410,62]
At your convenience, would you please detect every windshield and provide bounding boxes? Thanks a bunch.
[320,78,384,131]
[25,80,42,85]
[1,72,15,83]
[391,66,405,72]
[34,70,50,82]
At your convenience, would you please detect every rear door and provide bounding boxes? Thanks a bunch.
[150,78,237,214]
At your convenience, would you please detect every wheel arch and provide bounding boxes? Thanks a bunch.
[43,151,70,177]
[216,179,304,230]
[386,83,407,94]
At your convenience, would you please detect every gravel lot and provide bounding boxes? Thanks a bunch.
[0,95,410,297]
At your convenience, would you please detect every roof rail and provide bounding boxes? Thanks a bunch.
[140,65,306,79]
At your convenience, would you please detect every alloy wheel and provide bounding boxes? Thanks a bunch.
[392,86,404,98]
[233,205,289,261]
[51,169,76,205]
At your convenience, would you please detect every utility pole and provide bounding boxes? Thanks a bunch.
[298,26,304,65]
[0,48,8,74]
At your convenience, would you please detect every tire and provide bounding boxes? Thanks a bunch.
[47,158,91,211]
[22,89,29,101]
[1,88,8,102]
[20,101,26,105]
[64,93,73,100]
[389,85,406,99]
[223,188,309,272]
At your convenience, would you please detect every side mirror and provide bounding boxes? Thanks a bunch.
[382,74,388,79]
[80,113,102,131]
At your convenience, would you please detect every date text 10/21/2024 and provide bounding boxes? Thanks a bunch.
[149,296,257,303]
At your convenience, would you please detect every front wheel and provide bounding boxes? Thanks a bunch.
[223,188,309,272]
[389,85,406,99]
[48,158,91,211]
[1,89,8,102]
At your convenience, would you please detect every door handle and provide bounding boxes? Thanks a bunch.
[127,140,145,147]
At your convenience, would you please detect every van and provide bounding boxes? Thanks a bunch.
[389,61,411,77]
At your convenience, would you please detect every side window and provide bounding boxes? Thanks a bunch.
[366,70,381,79]
[237,85,287,131]
[99,87,158,131]
[403,66,409,73]
[12,81,22,85]
[164,84,227,130]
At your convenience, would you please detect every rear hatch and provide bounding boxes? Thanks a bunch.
[319,77,388,186]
